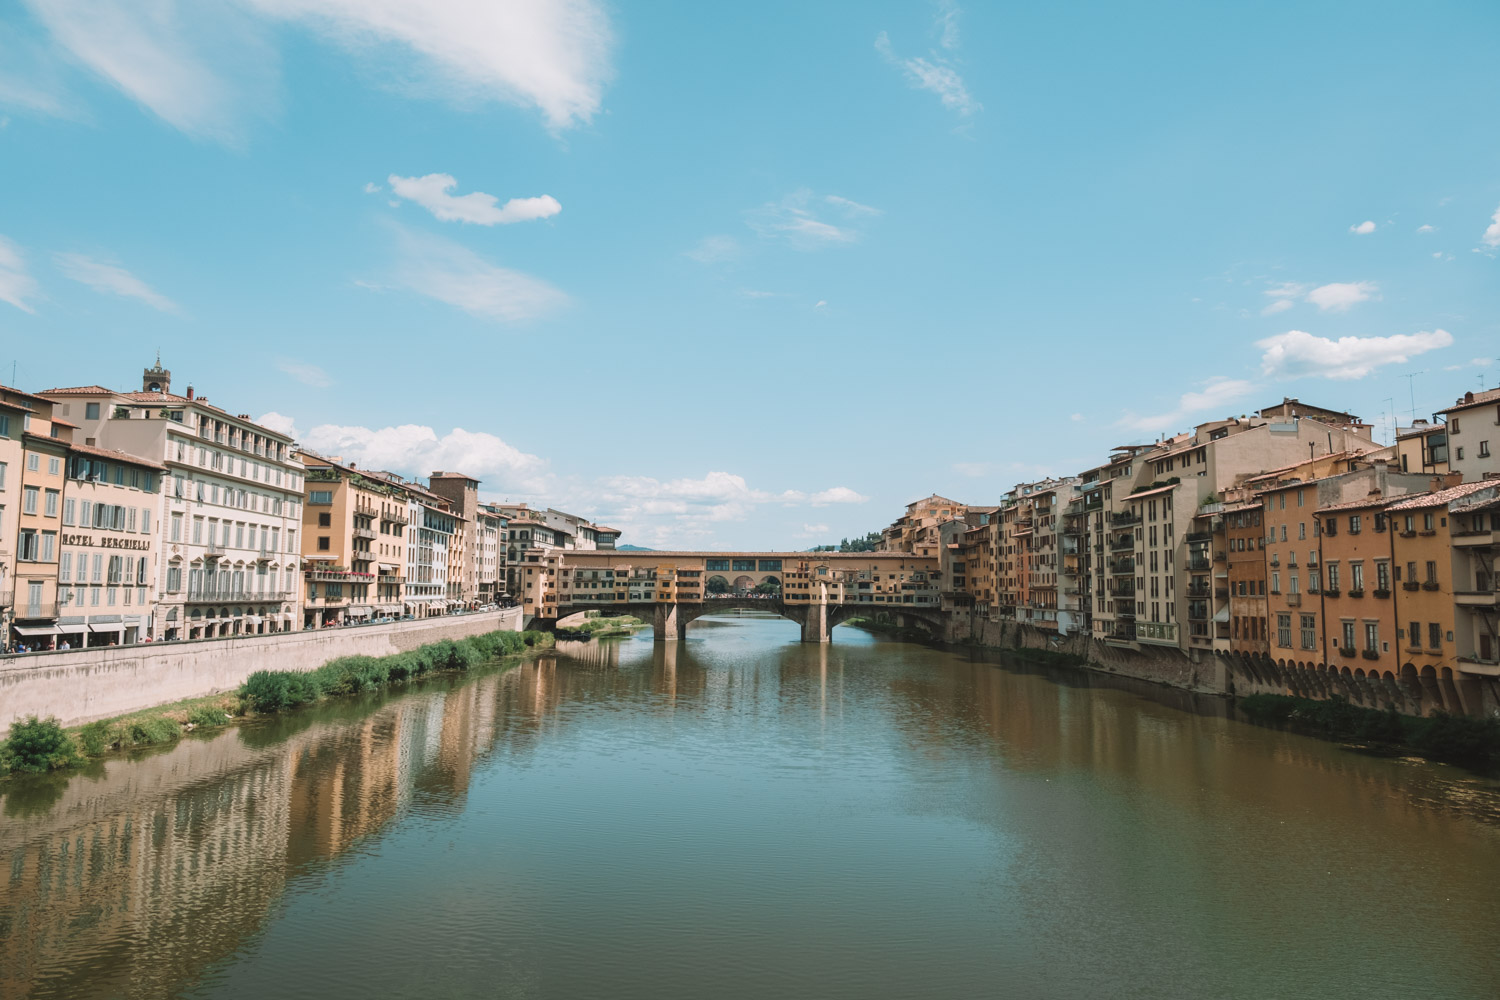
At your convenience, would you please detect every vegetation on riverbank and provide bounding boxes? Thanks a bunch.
[1237,694,1500,770]
[0,629,551,778]
[996,646,1093,670]
[843,616,932,643]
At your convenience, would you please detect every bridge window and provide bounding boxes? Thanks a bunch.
[706,559,730,571]
[732,559,756,572]
[758,559,782,571]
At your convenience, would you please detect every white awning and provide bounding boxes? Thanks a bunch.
[349,606,374,616]
[89,623,125,633]
[13,624,60,636]
[244,615,263,624]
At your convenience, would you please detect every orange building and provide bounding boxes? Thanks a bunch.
[1225,501,1268,656]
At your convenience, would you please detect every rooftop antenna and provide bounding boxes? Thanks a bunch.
[1382,397,1396,445]
[1400,371,1424,422]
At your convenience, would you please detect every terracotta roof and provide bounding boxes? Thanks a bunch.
[0,384,53,402]
[1125,483,1178,500]
[1439,387,1500,414]
[121,390,193,404]
[68,441,165,471]
[40,385,113,395]
[0,397,35,412]
[51,417,78,428]
[1384,480,1499,512]
[1218,501,1263,513]
[591,525,622,534]
[1316,494,1390,513]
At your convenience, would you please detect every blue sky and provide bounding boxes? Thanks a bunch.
[2,0,1497,549]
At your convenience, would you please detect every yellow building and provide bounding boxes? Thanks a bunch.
[298,453,411,627]
[7,388,74,650]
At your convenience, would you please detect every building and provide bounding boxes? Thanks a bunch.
[496,503,622,611]
[1448,485,1500,697]
[1395,420,1449,476]
[1439,388,1500,482]
[56,444,163,647]
[881,494,969,554]
[4,387,73,649]
[406,488,458,617]
[474,509,503,604]
[41,362,306,639]
[297,453,410,627]
[426,471,481,606]
[1224,501,1268,657]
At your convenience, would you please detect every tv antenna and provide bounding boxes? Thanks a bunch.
[1400,371,1424,421]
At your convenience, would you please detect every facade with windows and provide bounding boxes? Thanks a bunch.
[406,495,457,617]
[297,453,410,627]
[1439,388,1500,483]
[55,444,161,646]
[41,362,305,640]
[4,388,73,649]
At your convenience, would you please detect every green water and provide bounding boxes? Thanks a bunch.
[3,614,1498,999]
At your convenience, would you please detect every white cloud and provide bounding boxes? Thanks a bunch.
[53,252,180,312]
[363,181,381,194]
[685,235,739,264]
[808,486,869,506]
[1262,298,1295,316]
[0,236,39,313]
[747,189,877,250]
[1482,205,1500,249]
[1069,412,1083,422]
[300,422,547,493]
[953,461,991,477]
[1417,224,1436,233]
[1305,280,1379,312]
[275,359,331,387]
[256,411,300,438]
[1117,376,1256,434]
[875,31,980,116]
[384,225,566,322]
[1256,328,1454,380]
[813,299,827,309]
[1349,220,1376,235]
[739,288,777,299]
[387,173,561,225]
[935,0,961,49]
[23,0,612,140]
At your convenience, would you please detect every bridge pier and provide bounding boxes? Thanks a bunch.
[652,602,688,642]
[801,600,830,644]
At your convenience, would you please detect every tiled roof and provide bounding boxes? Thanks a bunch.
[68,441,165,471]
[121,390,193,403]
[1384,480,1499,511]
[1218,501,1263,513]
[51,417,78,428]
[40,385,113,395]
[0,384,53,402]
[1125,483,1177,500]
[591,525,622,534]
[1316,494,1390,513]
[1440,387,1500,414]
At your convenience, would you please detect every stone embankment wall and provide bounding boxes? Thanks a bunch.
[943,613,1230,697]
[0,607,524,727]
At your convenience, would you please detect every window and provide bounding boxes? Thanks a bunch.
[1271,571,1280,593]
[1301,614,1316,649]
[1376,562,1389,591]
[1482,441,1492,458]
[1364,623,1379,653]
[48,457,59,475]
[1429,622,1441,649]
[1342,621,1356,651]
[1277,613,1291,647]
[27,452,39,471]
[1425,560,1438,584]
[318,512,331,527]
[40,531,55,561]
[310,490,333,505]
[85,402,100,420]
[318,536,331,551]
[1408,621,1420,648]
[1424,512,1435,531]
[44,489,58,517]
[1451,418,1461,433]
[167,566,182,592]
[59,551,72,582]
[23,485,38,514]
[1298,522,1306,540]
[1350,562,1365,592]
[1349,515,1362,534]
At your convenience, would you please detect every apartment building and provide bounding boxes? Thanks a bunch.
[1440,388,1500,482]
[474,509,503,604]
[297,453,410,627]
[42,363,305,640]
[0,390,33,640]
[6,388,73,649]
[407,490,458,617]
[1224,502,1268,656]
[56,444,162,646]
[1449,485,1500,681]
[427,471,480,606]
[881,494,968,554]
[497,503,620,610]
[1395,421,1449,475]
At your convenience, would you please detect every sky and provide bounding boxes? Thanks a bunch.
[1,0,1498,550]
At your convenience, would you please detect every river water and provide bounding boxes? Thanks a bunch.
[2,614,1498,999]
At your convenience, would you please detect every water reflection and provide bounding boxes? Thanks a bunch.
[0,620,1497,1000]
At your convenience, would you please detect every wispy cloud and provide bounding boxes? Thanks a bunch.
[19,0,614,141]
[685,235,740,264]
[935,0,961,49]
[1257,329,1453,380]
[382,225,566,322]
[1262,279,1378,314]
[387,173,560,225]
[1349,220,1375,235]
[747,190,879,250]
[1118,376,1256,434]
[297,420,548,494]
[1416,224,1436,233]
[275,359,332,387]
[875,28,980,116]
[54,251,180,312]
[1481,204,1500,253]
[0,236,39,313]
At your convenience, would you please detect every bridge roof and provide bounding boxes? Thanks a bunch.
[556,550,934,559]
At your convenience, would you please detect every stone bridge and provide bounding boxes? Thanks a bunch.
[518,550,946,643]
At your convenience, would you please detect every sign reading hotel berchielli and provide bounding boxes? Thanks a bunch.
[60,534,151,550]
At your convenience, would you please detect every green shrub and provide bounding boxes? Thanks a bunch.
[187,706,233,728]
[1238,694,1500,769]
[2,716,79,773]
[121,716,181,747]
[77,720,117,756]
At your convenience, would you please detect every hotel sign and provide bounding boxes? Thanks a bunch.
[61,533,151,551]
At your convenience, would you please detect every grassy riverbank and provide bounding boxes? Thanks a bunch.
[1238,694,1500,771]
[1,629,552,778]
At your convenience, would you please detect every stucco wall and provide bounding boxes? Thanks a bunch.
[0,606,523,727]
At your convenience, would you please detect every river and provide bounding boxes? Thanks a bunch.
[2,613,1498,999]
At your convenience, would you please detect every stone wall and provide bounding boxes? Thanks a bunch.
[944,612,1230,697]
[0,607,523,727]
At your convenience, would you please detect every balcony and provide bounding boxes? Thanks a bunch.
[353,526,377,541]
[14,602,62,619]
[350,550,375,563]
[1187,557,1211,572]
[1186,584,1211,598]
[1361,649,1381,661]
[1421,581,1440,592]
[1185,531,1213,543]
[1457,656,1500,677]
[1373,589,1391,599]
[1453,530,1498,548]
[1137,621,1178,646]
[1109,537,1134,552]
[1109,559,1135,575]
[1111,512,1141,527]
[1347,589,1365,598]
[1455,590,1499,608]
[1285,593,1301,607]
[384,511,410,526]
[1402,581,1420,591]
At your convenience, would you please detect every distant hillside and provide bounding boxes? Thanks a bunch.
[617,544,656,551]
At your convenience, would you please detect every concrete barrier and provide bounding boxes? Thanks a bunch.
[0,606,524,727]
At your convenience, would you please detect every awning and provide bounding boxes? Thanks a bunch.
[89,623,124,633]
[13,624,60,636]
[244,615,263,624]
[377,604,402,614]
[349,606,373,616]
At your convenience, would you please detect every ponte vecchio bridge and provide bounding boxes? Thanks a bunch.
[520,551,945,643]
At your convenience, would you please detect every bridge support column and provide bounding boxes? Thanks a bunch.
[652,602,688,641]
[801,586,830,643]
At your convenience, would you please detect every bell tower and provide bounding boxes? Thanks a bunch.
[143,352,171,394]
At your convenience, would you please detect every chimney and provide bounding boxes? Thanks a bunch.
[1431,476,1444,493]
[238,413,250,420]
[186,386,194,400]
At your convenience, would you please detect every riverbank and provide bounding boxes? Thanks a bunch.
[0,629,553,780]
